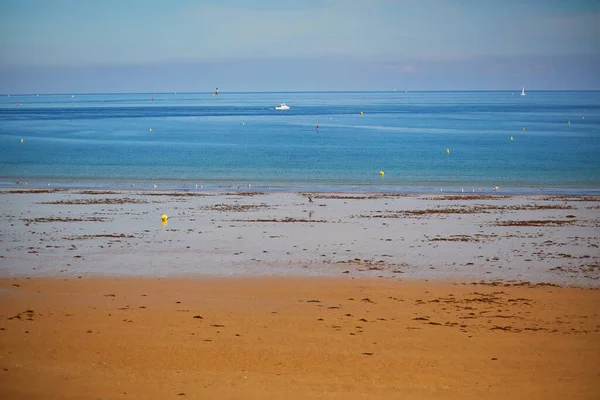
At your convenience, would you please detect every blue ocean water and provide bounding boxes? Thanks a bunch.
[1,91,599,193]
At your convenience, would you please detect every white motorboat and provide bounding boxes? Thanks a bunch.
[274,103,290,110]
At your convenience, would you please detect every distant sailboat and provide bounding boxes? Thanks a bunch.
[521,86,526,96]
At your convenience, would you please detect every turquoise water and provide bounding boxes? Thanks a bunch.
[1,91,599,193]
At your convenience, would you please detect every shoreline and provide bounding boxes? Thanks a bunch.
[3,182,600,196]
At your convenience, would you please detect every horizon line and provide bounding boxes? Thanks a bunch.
[4,89,600,96]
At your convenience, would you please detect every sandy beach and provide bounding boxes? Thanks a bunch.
[1,189,599,398]
[1,189,599,283]
[1,277,599,399]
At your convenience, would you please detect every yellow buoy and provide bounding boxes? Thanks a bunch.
[20,138,24,143]
[522,127,526,131]
[360,111,364,115]
[379,170,384,176]
[568,121,570,125]
[161,214,168,222]
[446,148,450,155]
[510,136,513,141]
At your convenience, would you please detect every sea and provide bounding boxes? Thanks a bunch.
[1,90,599,194]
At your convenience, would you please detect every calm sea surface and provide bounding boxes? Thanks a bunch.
[1,91,599,193]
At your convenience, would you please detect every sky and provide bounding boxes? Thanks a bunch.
[0,0,599,93]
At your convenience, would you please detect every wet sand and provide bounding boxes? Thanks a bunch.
[1,189,599,284]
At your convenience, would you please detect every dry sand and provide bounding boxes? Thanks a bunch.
[0,189,599,399]
[1,277,599,399]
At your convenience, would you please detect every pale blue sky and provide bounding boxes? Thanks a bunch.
[1,0,599,93]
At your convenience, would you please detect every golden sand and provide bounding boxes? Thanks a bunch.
[1,277,599,399]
